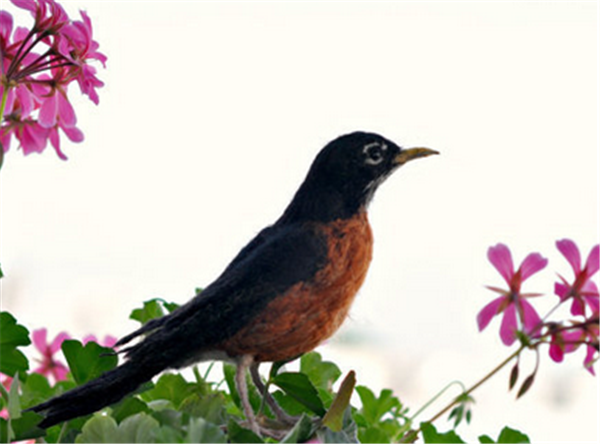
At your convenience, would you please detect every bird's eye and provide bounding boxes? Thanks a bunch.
[363,142,386,166]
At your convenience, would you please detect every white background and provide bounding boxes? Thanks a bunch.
[1,1,598,442]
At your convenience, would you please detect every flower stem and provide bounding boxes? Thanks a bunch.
[0,85,9,121]
[409,380,467,422]
[425,344,526,425]
[0,85,8,170]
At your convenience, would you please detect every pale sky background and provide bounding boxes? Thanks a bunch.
[1,1,598,442]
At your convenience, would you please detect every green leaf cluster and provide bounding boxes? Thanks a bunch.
[0,305,533,443]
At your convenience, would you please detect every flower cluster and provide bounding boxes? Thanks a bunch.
[478,240,599,377]
[0,0,105,162]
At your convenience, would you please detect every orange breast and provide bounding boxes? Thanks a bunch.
[219,211,373,362]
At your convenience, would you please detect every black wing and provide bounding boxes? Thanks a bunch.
[120,221,328,369]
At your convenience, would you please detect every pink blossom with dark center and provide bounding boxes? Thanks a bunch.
[32,328,70,384]
[477,243,548,346]
[554,239,599,316]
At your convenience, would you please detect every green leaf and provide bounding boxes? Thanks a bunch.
[9,411,45,442]
[317,408,359,443]
[180,392,227,424]
[281,414,315,443]
[358,426,390,443]
[7,373,21,419]
[355,385,401,425]
[140,373,197,408]
[300,352,342,392]
[272,372,326,416]
[184,417,226,443]
[76,415,119,443]
[62,340,118,385]
[0,312,31,376]
[20,373,53,408]
[478,435,495,443]
[129,299,169,325]
[154,425,183,443]
[322,371,356,432]
[111,397,150,423]
[115,413,159,443]
[420,422,465,443]
[226,419,264,443]
[497,426,531,443]
[0,417,11,443]
[76,413,160,443]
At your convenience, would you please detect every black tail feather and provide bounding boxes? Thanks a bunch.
[28,360,160,428]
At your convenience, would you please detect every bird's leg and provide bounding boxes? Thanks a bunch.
[235,355,261,436]
[250,362,299,426]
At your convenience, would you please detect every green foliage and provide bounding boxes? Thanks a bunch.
[272,372,326,417]
[479,426,531,443]
[0,306,535,443]
[129,298,179,325]
[421,422,466,443]
[0,312,31,376]
[62,340,118,385]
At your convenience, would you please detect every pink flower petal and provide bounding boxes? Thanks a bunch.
[20,123,49,154]
[32,329,48,353]
[549,340,564,362]
[51,362,70,382]
[102,335,118,348]
[49,332,70,354]
[584,345,596,376]
[488,244,514,285]
[477,297,505,331]
[519,253,548,281]
[0,11,13,41]
[38,93,58,128]
[57,92,76,127]
[554,281,569,300]
[15,85,34,117]
[10,0,37,14]
[520,299,542,336]
[500,303,518,346]
[556,239,581,275]
[62,125,84,142]
[585,245,599,277]
[570,298,586,317]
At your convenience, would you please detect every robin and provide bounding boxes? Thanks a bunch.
[29,131,438,435]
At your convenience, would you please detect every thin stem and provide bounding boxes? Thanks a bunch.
[0,84,9,121]
[7,30,49,79]
[56,421,68,443]
[409,380,467,422]
[425,344,526,425]
[5,28,37,78]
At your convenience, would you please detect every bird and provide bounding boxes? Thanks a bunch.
[29,131,438,435]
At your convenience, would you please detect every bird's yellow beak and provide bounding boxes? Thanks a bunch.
[394,147,439,166]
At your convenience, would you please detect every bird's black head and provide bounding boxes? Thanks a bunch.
[279,131,438,223]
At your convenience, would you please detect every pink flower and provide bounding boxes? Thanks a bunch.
[1,116,50,154]
[549,328,580,363]
[82,334,117,348]
[11,0,69,34]
[477,243,548,346]
[548,316,598,376]
[1,0,105,162]
[32,328,70,384]
[555,239,599,316]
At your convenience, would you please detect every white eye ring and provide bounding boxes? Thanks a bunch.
[363,142,387,165]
